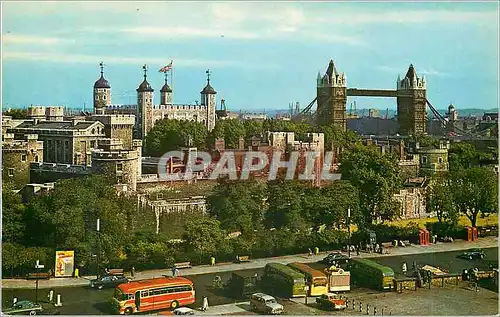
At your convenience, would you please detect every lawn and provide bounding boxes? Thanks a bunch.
[388,214,498,229]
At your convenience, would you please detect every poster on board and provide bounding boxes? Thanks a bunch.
[55,250,75,277]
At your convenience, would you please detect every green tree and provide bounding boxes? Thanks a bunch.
[426,176,458,224]
[448,142,494,172]
[340,144,401,225]
[2,184,27,243]
[450,167,498,227]
[3,108,28,119]
[22,176,132,267]
[318,124,360,151]
[206,178,266,233]
[182,217,227,257]
[265,180,308,231]
[208,119,246,149]
[303,181,361,230]
[243,120,264,138]
[144,119,207,156]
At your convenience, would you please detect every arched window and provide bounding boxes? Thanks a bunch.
[92,128,95,134]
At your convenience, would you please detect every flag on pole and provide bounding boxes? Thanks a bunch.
[159,60,173,73]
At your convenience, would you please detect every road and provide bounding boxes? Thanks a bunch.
[2,248,497,315]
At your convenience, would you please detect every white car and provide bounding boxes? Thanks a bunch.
[159,307,195,315]
[250,293,284,315]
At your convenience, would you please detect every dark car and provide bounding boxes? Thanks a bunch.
[90,274,129,290]
[3,300,43,315]
[320,252,350,266]
[458,249,485,260]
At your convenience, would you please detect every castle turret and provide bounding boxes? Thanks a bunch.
[94,62,111,115]
[160,72,173,105]
[200,69,217,132]
[136,64,154,139]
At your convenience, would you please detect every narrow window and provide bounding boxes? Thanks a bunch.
[8,168,14,176]
[117,163,123,172]
[21,154,27,162]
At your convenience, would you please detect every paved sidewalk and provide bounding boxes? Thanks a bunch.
[2,236,497,289]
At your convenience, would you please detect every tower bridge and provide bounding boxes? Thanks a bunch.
[297,60,443,136]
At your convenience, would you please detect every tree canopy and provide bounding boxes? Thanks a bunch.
[340,144,401,225]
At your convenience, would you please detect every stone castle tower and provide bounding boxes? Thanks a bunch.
[94,62,111,115]
[200,70,217,132]
[316,60,347,131]
[136,65,154,139]
[160,73,173,105]
[397,64,427,135]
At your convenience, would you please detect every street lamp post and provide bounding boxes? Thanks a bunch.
[96,218,100,278]
[347,208,351,258]
[34,260,44,304]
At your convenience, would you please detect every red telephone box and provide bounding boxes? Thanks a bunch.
[419,229,430,245]
[472,227,478,241]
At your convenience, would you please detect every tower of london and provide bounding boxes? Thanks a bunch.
[94,63,218,137]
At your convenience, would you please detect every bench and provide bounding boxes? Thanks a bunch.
[235,255,250,263]
[26,272,51,280]
[174,262,192,269]
[106,269,124,276]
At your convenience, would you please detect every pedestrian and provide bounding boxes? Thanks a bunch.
[375,243,380,254]
[131,266,135,278]
[48,268,53,278]
[202,296,209,311]
[356,245,360,256]
[210,256,216,266]
[402,262,408,275]
[175,268,180,277]
[473,268,479,292]
[308,248,313,257]
[74,267,79,278]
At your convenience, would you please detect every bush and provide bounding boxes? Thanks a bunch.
[352,223,421,244]
[425,222,466,239]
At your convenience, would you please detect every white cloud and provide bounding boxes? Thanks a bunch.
[2,34,65,45]
[2,51,252,68]
[375,65,450,77]
[316,9,498,25]
[123,26,259,40]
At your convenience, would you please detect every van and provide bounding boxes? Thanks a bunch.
[250,293,284,315]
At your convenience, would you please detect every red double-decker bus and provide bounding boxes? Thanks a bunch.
[111,277,195,315]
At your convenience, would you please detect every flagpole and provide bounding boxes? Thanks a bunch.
[171,61,174,104]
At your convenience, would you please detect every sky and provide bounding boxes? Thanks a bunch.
[1,1,499,112]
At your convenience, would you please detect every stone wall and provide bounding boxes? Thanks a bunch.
[2,135,44,189]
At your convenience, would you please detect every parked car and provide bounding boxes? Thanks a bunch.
[159,307,195,315]
[320,252,350,266]
[90,274,129,290]
[316,293,347,310]
[250,293,284,315]
[3,300,43,315]
[458,249,485,260]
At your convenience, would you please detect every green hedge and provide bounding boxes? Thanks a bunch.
[425,222,467,239]
[351,223,421,245]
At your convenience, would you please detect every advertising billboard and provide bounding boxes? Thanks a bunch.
[55,250,75,277]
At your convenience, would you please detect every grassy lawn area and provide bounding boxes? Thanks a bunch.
[388,214,498,229]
